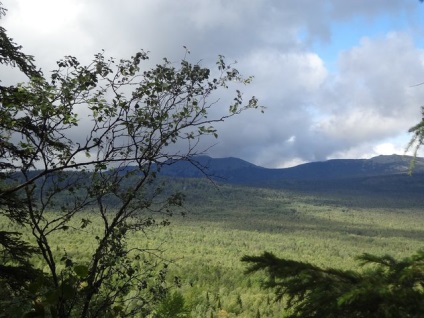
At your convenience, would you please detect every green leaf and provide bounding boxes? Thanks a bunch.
[113,306,124,314]
[74,264,89,278]
[65,258,73,268]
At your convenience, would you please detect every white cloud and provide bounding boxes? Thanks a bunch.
[373,142,404,155]
[241,49,327,100]
[300,32,424,165]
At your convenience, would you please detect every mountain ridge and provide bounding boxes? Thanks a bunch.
[160,154,424,182]
[158,154,424,200]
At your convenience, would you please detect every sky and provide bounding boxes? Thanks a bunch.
[2,0,424,168]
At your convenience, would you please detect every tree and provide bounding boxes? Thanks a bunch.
[410,0,424,159]
[0,4,48,316]
[0,3,261,317]
[242,251,424,317]
[407,106,424,159]
[154,291,191,318]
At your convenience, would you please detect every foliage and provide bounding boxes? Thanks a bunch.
[154,291,191,318]
[0,3,260,317]
[407,106,424,162]
[242,250,424,317]
[0,4,46,316]
[408,0,424,166]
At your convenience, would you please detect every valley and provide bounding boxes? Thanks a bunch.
[3,172,423,317]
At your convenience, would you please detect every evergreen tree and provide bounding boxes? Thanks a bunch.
[0,4,44,315]
[154,291,191,318]
[242,251,424,317]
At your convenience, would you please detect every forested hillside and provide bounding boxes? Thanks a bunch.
[158,155,424,205]
[160,155,424,181]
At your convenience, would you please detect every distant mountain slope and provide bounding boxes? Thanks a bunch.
[160,154,424,184]
[159,155,262,180]
[276,154,424,179]
[157,155,424,202]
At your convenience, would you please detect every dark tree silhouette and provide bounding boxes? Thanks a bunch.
[242,251,424,317]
